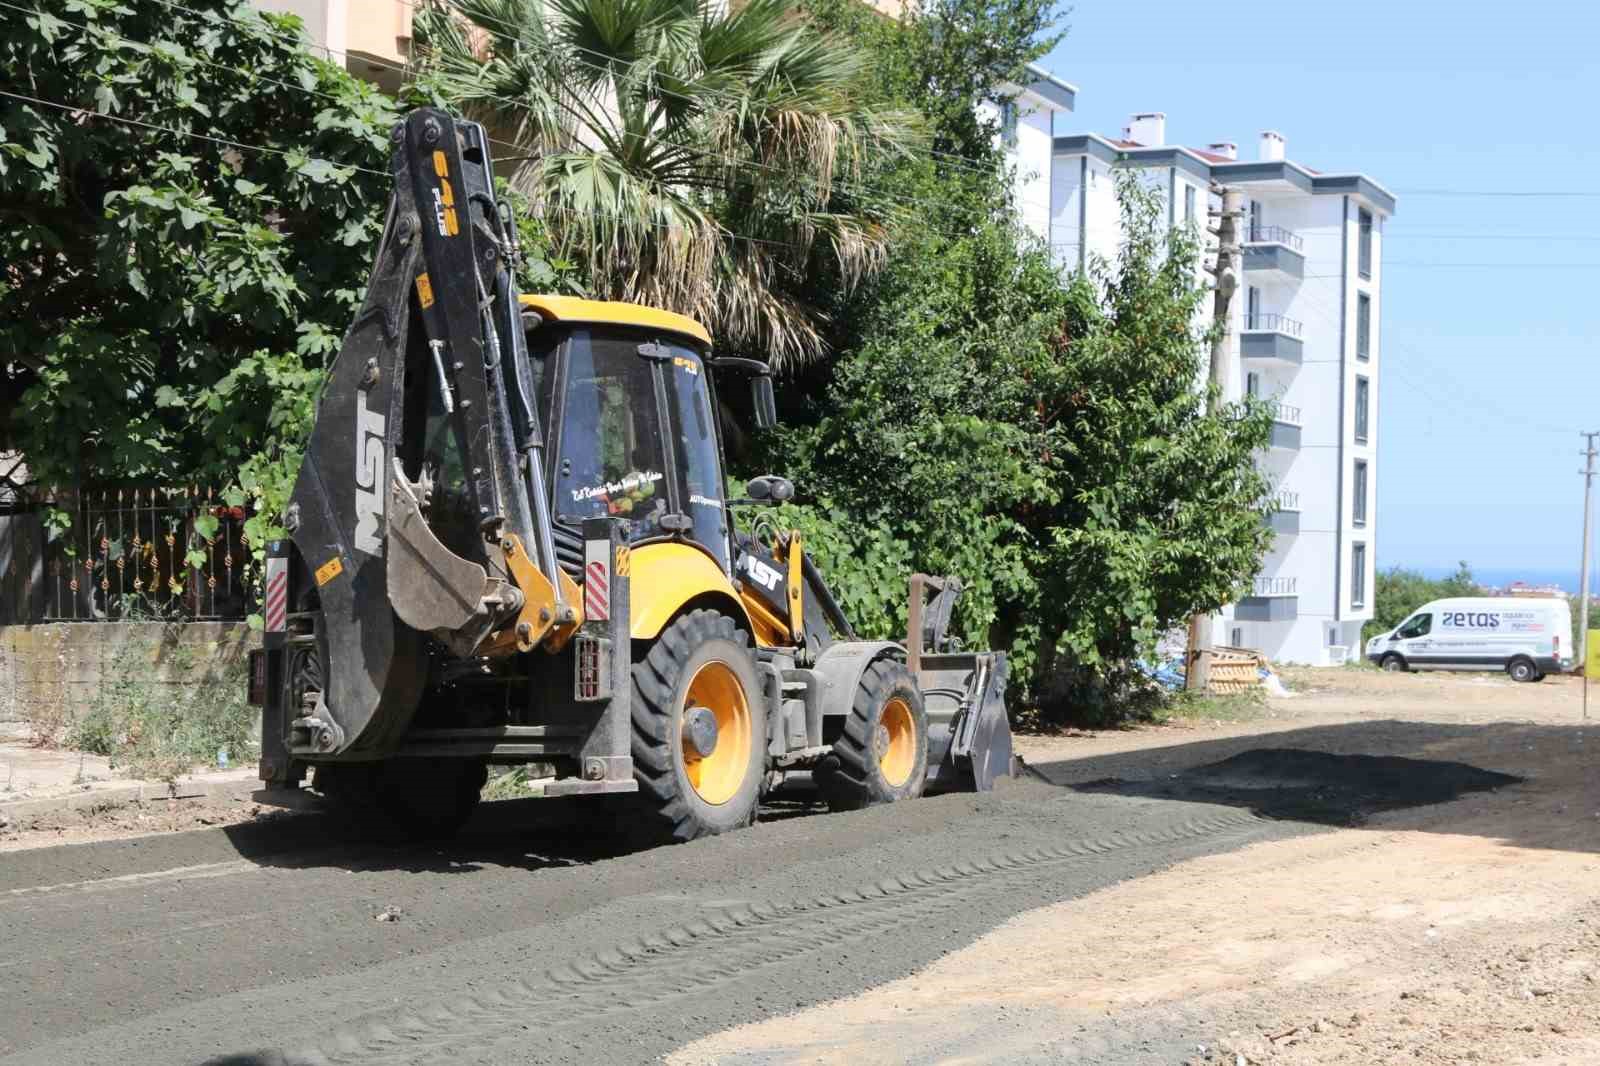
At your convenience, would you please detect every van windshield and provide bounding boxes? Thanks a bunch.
[1396,613,1431,639]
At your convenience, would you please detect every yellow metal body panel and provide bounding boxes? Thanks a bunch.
[517,294,711,349]
[1586,629,1600,676]
[627,542,772,644]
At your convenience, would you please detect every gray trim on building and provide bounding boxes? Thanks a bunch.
[1236,595,1300,622]
[1309,174,1397,215]
[1023,63,1078,112]
[1053,134,1121,166]
[1077,155,1088,272]
[1334,195,1350,622]
[1242,242,1305,280]
[1052,133,1397,215]
[1241,331,1304,365]
[1266,510,1300,536]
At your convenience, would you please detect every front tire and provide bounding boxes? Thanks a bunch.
[1507,657,1539,683]
[1380,653,1408,673]
[631,610,766,843]
[818,660,928,812]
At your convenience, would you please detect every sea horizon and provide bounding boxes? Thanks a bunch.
[1402,563,1589,596]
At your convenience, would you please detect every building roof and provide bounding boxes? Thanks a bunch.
[1050,131,1397,214]
[518,295,712,348]
[1022,63,1078,112]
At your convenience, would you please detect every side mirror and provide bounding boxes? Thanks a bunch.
[752,374,777,431]
[745,475,794,503]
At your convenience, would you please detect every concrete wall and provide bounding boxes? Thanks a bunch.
[0,623,254,742]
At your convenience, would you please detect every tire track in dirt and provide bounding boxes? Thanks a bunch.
[273,810,1270,1066]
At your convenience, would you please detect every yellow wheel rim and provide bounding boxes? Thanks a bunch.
[681,660,753,806]
[877,697,916,787]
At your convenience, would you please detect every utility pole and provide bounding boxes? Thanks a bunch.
[1580,431,1598,717]
[1186,184,1244,691]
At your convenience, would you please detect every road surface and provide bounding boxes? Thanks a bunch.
[3,667,1593,1065]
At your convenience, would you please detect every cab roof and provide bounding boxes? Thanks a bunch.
[518,294,711,349]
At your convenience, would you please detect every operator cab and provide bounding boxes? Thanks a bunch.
[519,296,741,576]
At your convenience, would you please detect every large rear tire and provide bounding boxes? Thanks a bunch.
[818,660,928,812]
[631,610,766,843]
[314,758,487,841]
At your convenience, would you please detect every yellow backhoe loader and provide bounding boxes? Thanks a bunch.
[248,108,1013,842]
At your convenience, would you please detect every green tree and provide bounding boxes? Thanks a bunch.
[1366,562,1479,642]
[412,0,922,369]
[789,173,1273,713]
[0,0,576,545]
[1,0,394,535]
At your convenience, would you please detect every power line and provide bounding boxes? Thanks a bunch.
[130,0,1006,200]
[0,86,804,252]
[1395,189,1600,199]
[0,86,389,177]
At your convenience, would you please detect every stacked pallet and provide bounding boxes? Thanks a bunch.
[1208,646,1265,693]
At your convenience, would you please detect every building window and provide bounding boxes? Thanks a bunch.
[1358,208,1373,279]
[1246,285,1261,328]
[1353,459,1368,526]
[1246,371,1261,397]
[1230,626,1244,648]
[1249,199,1263,241]
[1357,293,1371,361]
[1352,543,1367,607]
[1184,184,1195,222]
[999,100,1019,148]
[1355,376,1370,442]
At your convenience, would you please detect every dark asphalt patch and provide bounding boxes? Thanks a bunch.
[1073,748,1523,826]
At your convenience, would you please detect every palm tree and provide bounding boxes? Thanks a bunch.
[412,0,922,369]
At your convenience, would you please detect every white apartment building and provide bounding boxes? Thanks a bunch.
[977,65,1079,242]
[1048,114,1394,664]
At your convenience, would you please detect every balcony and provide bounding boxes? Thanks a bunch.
[1241,312,1304,367]
[1267,401,1301,450]
[1265,490,1300,535]
[1236,575,1299,622]
[1243,225,1306,283]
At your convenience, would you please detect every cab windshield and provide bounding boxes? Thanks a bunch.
[548,327,728,570]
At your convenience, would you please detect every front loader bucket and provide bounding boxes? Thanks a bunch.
[919,651,1015,793]
[955,652,1014,791]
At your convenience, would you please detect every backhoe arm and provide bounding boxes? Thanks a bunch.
[281,108,576,758]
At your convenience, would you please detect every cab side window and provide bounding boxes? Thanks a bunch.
[1396,613,1432,639]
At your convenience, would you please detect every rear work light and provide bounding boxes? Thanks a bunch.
[247,649,268,706]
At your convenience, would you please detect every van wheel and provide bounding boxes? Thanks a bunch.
[1507,657,1539,683]
[1380,653,1407,673]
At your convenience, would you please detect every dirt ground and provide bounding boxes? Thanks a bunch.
[675,667,1600,1065]
[0,792,296,851]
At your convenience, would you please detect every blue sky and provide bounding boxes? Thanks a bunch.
[1040,1,1598,576]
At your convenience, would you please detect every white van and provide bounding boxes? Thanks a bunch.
[1365,597,1572,682]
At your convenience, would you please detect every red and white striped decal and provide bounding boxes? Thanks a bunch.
[264,557,289,633]
[583,536,610,622]
[584,561,609,621]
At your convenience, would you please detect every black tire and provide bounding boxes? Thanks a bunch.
[631,609,766,843]
[1507,657,1539,683]
[314,758,487,841]
[1380,653,1408,673]
[817,660,928,812]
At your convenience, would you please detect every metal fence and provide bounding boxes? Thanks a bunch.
[0,488,256,624]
